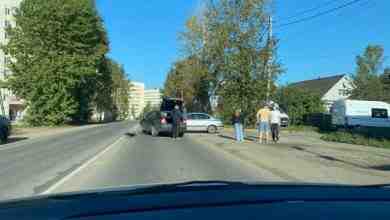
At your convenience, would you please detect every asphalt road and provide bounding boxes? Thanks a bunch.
[50,131,282,194]
[0,121,133,200]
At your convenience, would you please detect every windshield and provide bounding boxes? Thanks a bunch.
[0,0,389,202]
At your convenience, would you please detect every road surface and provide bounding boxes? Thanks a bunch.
[0,122,281,200]
[0,121,133,200]
[50,132,281,194]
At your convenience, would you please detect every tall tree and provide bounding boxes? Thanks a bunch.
[179,0,283,124]
[2,0,109,125]
[164,56,211,112]
[110,60,130,120]
[351,45,386,101]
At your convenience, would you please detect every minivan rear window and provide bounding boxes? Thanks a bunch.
[161,99,183,111]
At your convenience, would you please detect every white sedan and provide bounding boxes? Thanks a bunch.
[185,113,224,133]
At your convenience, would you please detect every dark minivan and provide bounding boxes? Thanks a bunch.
[140,97,186,137]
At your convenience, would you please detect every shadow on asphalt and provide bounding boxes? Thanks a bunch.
[218,134,257,142]
[6,137,29,144]
[370,165,390,171]
[125,132,137,137]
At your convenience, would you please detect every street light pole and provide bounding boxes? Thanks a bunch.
[266,15,273,104]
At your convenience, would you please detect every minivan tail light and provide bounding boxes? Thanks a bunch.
[161,118,167,124]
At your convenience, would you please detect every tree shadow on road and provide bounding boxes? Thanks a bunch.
[370,165,390,171]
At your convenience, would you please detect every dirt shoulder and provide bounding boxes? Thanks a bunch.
[187,129,390,185]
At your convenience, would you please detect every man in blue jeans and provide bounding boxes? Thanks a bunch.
[231,110,244,142]
[256,105,270,143]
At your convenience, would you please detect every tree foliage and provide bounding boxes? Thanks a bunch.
[276,87,325,125]
[109,59,130,120]
[2,0,109,125]
[94,58,130,121]
[166,0,283,124]
[164,56,211,112]
[351,45,388,102]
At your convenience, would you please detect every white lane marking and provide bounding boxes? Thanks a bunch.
[41,136,126,195]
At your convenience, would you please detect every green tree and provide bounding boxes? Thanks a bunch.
[382,68,390,103]
[164,56,211,112]
[276,87,325,125]
[176,0,283,124]
[351,45,386,101]
[2,0,109,125]
[109,59,130,120]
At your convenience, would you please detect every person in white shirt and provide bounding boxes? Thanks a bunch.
[270,106,281,143]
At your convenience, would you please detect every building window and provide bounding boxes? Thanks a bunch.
[4,20,11,28]
[372,108,388,119]
[5,8,10,15]
[4,57,11,66]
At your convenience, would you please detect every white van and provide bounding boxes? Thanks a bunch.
[331,99,390,128]
[269,101,289,127]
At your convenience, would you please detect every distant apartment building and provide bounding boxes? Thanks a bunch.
[129,82,145,119]
[144,89,162,108]
[0,0,23,120]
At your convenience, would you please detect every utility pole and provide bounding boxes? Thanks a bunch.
[266,15,273,104]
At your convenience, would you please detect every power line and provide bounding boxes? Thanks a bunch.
[276,0,339,22]
[275,0,366,29]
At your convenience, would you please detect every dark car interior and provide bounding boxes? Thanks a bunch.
[1,183,390,220]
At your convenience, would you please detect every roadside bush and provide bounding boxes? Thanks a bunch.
[276,87,325,125]
[321,131,390,149]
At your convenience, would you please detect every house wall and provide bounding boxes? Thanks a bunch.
[322,75,354,111]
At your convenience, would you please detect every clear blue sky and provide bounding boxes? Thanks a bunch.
[96,0,390,88]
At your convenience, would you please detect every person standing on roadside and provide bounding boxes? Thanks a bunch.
[171,105,182,139]
[256,105,271,143]
[270,106,281,143]
[231,110,244,142]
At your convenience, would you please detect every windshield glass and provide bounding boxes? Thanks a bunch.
[0,0,389,202]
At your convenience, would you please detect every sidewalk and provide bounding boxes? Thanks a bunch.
[188,129,390,185]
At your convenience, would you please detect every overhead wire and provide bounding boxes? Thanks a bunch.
[274,0,366,29]
[276,0,340,22]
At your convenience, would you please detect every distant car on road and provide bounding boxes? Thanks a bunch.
[140,97,186,137]
[186,113,223,133]
[0,116,11,144]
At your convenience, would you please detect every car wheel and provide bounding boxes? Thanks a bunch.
[151,126,159,137]
[179,132,184,137]
[0,130,7,144]
[207,125,217,134]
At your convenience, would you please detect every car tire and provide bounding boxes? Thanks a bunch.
[179,132,184,137]
[151,126,159,137]
[0,130,7,144]
[207,125,217,134]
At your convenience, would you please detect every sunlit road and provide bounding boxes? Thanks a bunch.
[0,121,134,200]
[50,131,282,194]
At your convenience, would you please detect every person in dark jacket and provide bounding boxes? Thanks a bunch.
[171,105,182,139]
[231,110,244,142]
